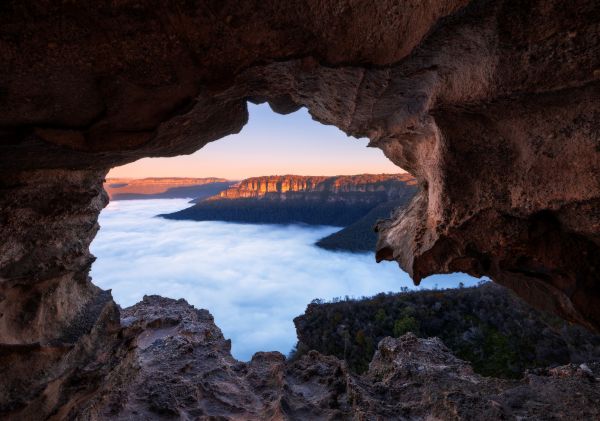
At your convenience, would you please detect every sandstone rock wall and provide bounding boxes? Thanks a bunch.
[104,177,231,199]
[214,173,416,201]
[0,169,124,417]
[71,297,600,420]
[0,0,599,417]
[1,2,596,330]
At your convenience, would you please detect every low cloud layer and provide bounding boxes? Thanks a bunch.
[91,199,480,360]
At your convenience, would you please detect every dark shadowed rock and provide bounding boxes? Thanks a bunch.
[162,174,417,230]
[72,297,600,420]
[0,0,599,417]
[1,0,597,331]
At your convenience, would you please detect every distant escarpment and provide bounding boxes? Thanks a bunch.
[293,282,600,378]
[213,173,415,201]
[104,177,234,200]
[161,174,417,251]
[1,0,599,417]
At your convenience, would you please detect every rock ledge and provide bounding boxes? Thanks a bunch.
[73,296,600,420]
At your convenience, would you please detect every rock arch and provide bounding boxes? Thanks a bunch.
[0,0,599,417]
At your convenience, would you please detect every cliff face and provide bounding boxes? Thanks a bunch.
[0,0,599,417]
[161,173,418,228]
[104,177,233,200]
[215,174,416,201]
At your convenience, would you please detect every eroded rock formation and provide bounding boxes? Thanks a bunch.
[213,174,416,200]
[1,0,598,328]
[52,296,600,419]
[162,173,417,226]
[0,0,599,417]
[0,169,123,417]
[104,177,233,200]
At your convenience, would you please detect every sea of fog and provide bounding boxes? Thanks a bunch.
[90,199,480,360]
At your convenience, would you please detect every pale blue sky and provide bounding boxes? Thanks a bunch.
[109,103,402,179]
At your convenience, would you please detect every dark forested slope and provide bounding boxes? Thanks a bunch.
[315,199,412,252]
[162,198,378,226]
[105,178,233,200]
[292,282,600,378]
[161,174,417,251]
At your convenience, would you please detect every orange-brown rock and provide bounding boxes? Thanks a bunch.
[163,173,418,228]
[56,297,600,419]
[104,177,231,200]
[214,173,415,200]
[0,0,599,418]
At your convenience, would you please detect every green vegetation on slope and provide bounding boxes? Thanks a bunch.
[292,282,600,378]
[315,199,411,252]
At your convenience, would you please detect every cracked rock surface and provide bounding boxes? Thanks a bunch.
[69,297,600,420]
[1,0,598,330]
[0,0,599,417]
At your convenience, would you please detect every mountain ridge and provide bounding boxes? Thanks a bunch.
[160,173,418,252]
[210,173,416,201]
[104,177,234,200]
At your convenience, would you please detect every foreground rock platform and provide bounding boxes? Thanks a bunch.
[54,296,600,420]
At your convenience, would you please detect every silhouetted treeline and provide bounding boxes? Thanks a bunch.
[161,199,378,226]
[292,282,600,378]
[316,199,410,252]
[161,184,417,252]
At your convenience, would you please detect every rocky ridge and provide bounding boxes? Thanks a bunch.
[161,174,417,234]
[66,296,600,420]
[213,174,416,201]
[104,177,233,200]
[0,0,599,417]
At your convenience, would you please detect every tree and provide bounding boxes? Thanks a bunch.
[393,315,420,337]
[375,309,387,324]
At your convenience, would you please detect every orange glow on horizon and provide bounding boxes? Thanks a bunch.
[108,104,404,180]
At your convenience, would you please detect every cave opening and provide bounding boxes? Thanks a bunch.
[2,0,600,416]
[90,102,481,360]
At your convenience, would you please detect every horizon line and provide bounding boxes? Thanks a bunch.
[106,171,410,181]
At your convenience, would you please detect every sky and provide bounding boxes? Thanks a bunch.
[108,103,402,179]
[90,199,482,361]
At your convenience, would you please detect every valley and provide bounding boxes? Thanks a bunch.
[160,174,417,252]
